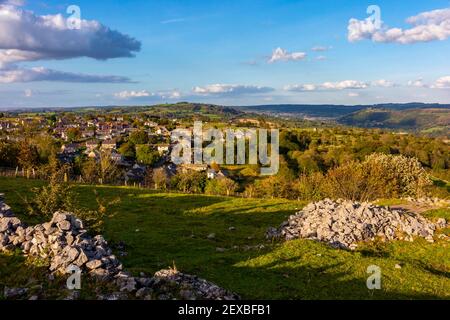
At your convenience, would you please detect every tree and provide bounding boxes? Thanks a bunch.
[99,150,120,184]
[136,145,160,166]
[18,141,40,169]
[129,130,149,145]
[0,141,19,167]
[66,128,81,142]
[82,158,99,184]
[206,177,238,196]
[118,142,136,159]
[171,171,206,193]
[32,133,58,163]
[152,168,168,190]
[210,162,220,172]
[220,177,238,196]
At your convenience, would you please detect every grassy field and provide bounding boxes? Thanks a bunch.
[0,177,449,299]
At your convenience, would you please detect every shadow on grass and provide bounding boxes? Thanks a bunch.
[229,257,446,300]
[0,251,118,300]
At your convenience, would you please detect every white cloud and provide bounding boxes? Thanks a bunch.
[114,90,153,99]
[284,84,317,92]
[0,5,140,83]
[158,89,182,99]
[407,78,428,88]
[348,92,360,97]
[193,84,274,95]
[321,80,368,90]
[268,47,307,63]
[315,55,327,61]
[0,0,24,6]
[371,79,397,87]
[431,76,450,89]
[285,80,369,92]
[348,8,450,44]
[0,67,132,83]
[0,6,141,62]
[24,88,32,97]
[114,89,183,100]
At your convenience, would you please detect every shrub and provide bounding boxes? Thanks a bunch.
[293,172,326,201]
[363,153,432,198]
[25,169,120,233]
[324,153,432,201]
[205,177,238,196]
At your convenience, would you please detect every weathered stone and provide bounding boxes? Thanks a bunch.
[86,259,103,270]
[57,220,71,231]
[267,199,440,250]
[51,212,68,223]
[3,287,28,299]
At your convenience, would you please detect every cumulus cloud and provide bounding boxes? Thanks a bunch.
[193,84,274,95]
[0,0,24,5]
[285,80,369,92]
[0,66,132,83]
[0,5,140,83]
[114,90,153,99]
[283,84,317,92]
[0,5,141,62]
[348,8,450,44]
[371,79,397,87]
[114,89,183,100]
[407,78,428,88]
[431,76,450,89]
[268,47,307,63]
[157,89,182,99]
[321,80,368,90]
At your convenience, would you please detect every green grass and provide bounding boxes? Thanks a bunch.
[0,177,449,299]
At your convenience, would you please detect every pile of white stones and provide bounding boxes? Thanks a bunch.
[0,193,238,300]
[266,199,447,250]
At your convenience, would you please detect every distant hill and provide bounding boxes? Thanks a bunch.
[6,102,244,119]
[339,107,450,135]
[237,103,450,119]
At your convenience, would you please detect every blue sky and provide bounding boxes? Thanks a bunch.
[0,0,450,108]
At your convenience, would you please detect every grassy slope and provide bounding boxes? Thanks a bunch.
[0,177,449,300]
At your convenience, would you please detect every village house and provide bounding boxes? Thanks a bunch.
[180,163,208,173]
[81,130,95,139]
[61,143,78,154]
[86,140,99,150]
[144,121,158,128]
[207,169,228,179]
[101,139,117,150]
[156,126,170,136]
[110,150,124,163]
[154,144,170,155]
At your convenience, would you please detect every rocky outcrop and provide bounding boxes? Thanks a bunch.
[267,199,447,250]
[0,193,239,300]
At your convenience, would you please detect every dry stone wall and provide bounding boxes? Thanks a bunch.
[0,193,239,300]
